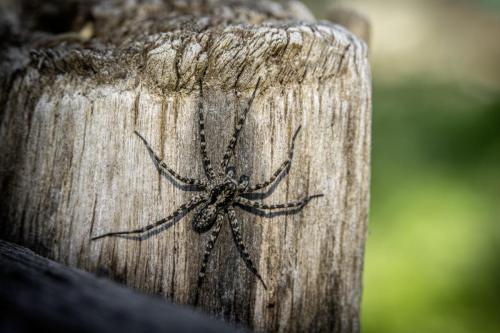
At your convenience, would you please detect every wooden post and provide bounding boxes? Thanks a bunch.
[0,240,239,333]
[0,1,371,332]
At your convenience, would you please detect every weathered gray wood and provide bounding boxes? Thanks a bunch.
[0,239,241,333]
[0,0,371,332]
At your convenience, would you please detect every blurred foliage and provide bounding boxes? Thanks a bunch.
[474,0,500,9]
[363,79,500,333]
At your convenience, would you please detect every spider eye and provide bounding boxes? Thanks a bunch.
[226,166,235,177]
[239,175,249,187]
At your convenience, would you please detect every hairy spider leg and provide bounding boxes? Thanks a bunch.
[220,78,261,172]
[195,214,224,304]
[235,194,323,211]
[197,82,216,180]
[247,125,301,192]
[134,131,207,189]
[227,207,267,290]
[91,195,207,240]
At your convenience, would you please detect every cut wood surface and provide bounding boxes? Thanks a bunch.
[0,1,371,332]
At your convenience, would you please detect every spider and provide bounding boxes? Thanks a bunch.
[91,79,323,302]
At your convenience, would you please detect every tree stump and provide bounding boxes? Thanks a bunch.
[0,1,371,332]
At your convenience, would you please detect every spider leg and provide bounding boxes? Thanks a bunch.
[246,125,301,192]
[220,78,261,172]
[134,131,207,189]
[227,207,267,289]
[235,194,323,211]
[197,81,216,180]
[195,213,224,304]
[91,195,206,240]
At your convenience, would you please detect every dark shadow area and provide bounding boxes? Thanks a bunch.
[0,240,242,333]
[21,0,94,34]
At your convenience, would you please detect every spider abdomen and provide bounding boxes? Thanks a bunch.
[192,203,219,233]
[192,183,236,233]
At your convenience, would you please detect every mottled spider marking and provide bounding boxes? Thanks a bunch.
[227,207,267,289]
[134,130,207,189]
[91,194,207,240]
[194,213,224,304]
[220,77,261,173]
[247,125,301,192]
[91,79,323,302]
[197,83,216,180]
[235,195,324,210]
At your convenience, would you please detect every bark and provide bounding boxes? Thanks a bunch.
[0,1,371,332]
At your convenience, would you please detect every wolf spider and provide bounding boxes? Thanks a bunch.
[92,79,323,301]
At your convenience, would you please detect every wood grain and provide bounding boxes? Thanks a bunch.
[0,1,371,332]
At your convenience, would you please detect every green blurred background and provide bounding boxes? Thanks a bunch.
[303,0,500,332]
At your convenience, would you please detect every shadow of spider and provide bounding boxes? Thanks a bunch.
[91,78,323,304]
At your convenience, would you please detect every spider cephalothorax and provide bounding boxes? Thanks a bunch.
[92,79,323,302]
[192,167,246,233]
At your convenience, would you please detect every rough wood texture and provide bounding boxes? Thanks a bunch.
[0,0,371,332]
[0,239,240,333]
